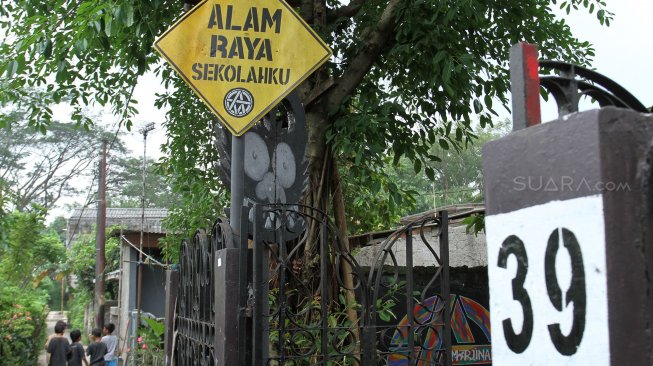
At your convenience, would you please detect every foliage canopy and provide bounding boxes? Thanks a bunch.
[0,0,612,247]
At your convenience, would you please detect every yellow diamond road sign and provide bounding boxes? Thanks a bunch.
[154,0,332,136]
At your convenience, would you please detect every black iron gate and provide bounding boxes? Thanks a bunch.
[248,204,452,366]
[173,220,230,366]
[172,206,453,366]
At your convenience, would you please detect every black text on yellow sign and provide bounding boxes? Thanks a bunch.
[154,0,332,136]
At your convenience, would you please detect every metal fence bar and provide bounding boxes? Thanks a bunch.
[278,214,288,364]
[510,42,541,131]
[238,206,250,366]
[406,224,415,364]
[241,204,457,366]
[252,205,266,366]
[320,219,329,365]
[439,210,451,366]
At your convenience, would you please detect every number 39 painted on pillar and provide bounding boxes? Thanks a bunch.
[486,195,610,365]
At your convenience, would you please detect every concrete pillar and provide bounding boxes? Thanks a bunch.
[214,248,240,365]
[483,108,653,365]
[164,270,179,366]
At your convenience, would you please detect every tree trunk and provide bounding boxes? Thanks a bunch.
[331,152,362,363]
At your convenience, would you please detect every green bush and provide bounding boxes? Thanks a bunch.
[133,318,165,366]
[67,287,91,335]
[0,285,48,366]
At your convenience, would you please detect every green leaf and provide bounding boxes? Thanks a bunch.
[5,60,18,78]
[121,4,134,27]
[443,59,452,83]
[484,94,493,109]
[104,13,112,36]
[42,39,53,58]
[425,166,435,181]
[438,139,449,150]
[473,99,482,114]
[143,317,165,338]
[413,159,422,174]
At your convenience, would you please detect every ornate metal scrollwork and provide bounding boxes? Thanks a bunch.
[174,219,230,366]
[250,204,452,366]
[539,60,649,117]
[361,213,451,366]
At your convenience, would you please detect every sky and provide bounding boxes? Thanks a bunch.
[48,0,653,220]
[540,0,653,121]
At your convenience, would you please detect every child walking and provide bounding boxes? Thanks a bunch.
[46,320,70,366]
[86,328,108,366]
[68,329,88,366]
[101,323,118,366]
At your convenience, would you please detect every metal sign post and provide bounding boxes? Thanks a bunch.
[154,0,332,364]
[229,135,245,248]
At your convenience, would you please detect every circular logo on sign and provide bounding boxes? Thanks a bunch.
[224,88,254,118]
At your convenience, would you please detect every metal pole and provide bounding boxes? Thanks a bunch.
[229,134,245,248]
[137,123,155,331]
[130,310,138,366]
[95,139,107,328]
[439,210,451,366]
[61,277,65,315]
[509,42,541,131]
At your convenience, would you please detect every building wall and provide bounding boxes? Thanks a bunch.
[117,241,166,347]
[141,264,166,318]
[353,224,487,268]
[118,244,138,347]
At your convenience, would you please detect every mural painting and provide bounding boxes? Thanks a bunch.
[388,294,492,365]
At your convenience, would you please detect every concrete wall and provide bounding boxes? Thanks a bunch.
[118,245,138,346]
[353,224,487,268]
[117,243,166,347]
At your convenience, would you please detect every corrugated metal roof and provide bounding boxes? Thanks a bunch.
[348,203,486,247]
[69,207,169,219]
[66,208,169,244]
[399,203,485,225]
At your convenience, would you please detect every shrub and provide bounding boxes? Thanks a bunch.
[0,285,48,366]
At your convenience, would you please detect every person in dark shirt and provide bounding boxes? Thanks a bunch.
[46,321,70,366]
[86,328,108,366]
[68,329,88,366]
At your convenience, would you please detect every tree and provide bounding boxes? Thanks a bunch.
[106,156,182,209]
[67,230,120,294]
[342,121,509,233]
[0,115,129,212]
[0,207,66,288]
[47,215,67,243]
[0,0,611,247]
[0,206,61,364]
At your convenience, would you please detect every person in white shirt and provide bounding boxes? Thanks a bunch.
[101,323,118,366]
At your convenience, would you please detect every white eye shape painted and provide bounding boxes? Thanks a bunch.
[244,132,270,181]
[273,142,296,189]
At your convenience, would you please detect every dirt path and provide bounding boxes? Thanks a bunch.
[37,312,69,366]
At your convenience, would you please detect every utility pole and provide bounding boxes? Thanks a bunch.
[136,123,155,330]
[61,277,65,315]
[94,139,107,328]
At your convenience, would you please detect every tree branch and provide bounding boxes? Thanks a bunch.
[326,0,370,22]
[323,0,402,112]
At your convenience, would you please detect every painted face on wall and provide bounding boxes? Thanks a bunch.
[215,91,308,240]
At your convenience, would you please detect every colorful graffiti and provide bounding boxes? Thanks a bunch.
[388,294,491,365]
